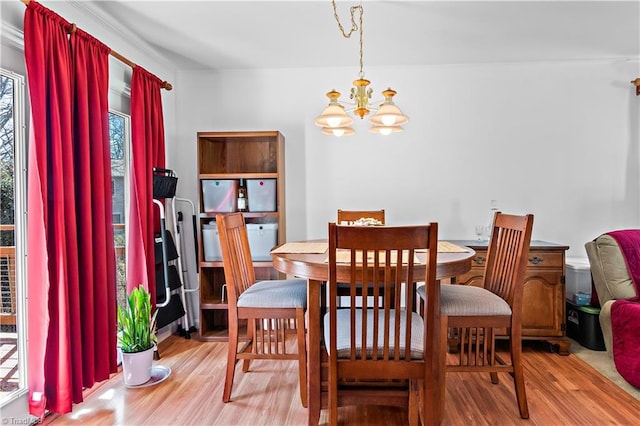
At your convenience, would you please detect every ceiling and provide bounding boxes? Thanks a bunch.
[67,1,640,71]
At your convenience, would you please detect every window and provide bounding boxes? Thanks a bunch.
[0,74,15,246]
[0,69,27,406]
[0,75,15,320]
[109,111,130,312]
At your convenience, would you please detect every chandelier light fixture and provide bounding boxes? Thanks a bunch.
[315,1,409,137]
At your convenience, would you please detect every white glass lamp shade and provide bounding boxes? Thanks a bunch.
[369,125,403,135]
[315,90,354,128]
[314,104,354,128]
[369,103,409,127]
[321,126,355,137]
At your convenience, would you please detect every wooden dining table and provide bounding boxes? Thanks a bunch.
[270,239,475,425]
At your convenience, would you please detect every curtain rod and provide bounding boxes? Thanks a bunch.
[20,0,172,91]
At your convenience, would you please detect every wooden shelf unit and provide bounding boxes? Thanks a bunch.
[196,131,286,341]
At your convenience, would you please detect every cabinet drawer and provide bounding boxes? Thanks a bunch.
[471,250,488,268]
[471,250,563,269]
[526,252,564,268]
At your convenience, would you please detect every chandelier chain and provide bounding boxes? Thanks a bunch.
[331,1,365,77]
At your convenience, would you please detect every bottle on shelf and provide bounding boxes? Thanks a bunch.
[237,179,248,212]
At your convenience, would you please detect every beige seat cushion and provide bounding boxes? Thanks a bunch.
[417,284,511,316]
[237,279,307,309]
[324,308,424,359]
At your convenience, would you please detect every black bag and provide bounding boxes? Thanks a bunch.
[153,167,178,198]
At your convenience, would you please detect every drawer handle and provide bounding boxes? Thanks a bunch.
[475,256,486,265]
[529,256,543,264]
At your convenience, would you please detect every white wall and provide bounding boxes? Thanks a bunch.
[175,60,640,259]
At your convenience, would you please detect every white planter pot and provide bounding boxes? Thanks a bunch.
[121,346,154,386]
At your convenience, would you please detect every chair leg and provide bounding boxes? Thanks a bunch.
[242,318,255,373]
[490,371,499,384]
[223,317,240,403]
[511,332,529,419]
[329,359,338,426]
[408,379,420,426]
[296,309,308,408]
[488,328,499,385]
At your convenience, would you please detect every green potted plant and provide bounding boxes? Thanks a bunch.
[117,285,157,386]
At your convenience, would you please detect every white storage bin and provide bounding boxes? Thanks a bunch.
[566,257,592,301]
[247,223,278,261]
[202,179,238,212]
[202,222,222,261]
[247,179,276,212]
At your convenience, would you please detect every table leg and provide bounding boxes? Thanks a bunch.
[436,317,447,423]
[307,279,321,426]
[423,280,444,425]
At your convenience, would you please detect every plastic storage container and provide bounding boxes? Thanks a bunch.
[573,292,591,306]
[247,179,276,212]
[247,223,278,261]
[202,179,238,212]
[202,222,222,261]
[566,300,606,351]
[566,257,592,301]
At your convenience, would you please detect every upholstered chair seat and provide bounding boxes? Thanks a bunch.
[237,279,307,308]
[324,308,424,359]
[417,284,512,316]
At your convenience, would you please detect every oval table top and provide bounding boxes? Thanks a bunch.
[270,239,475,282]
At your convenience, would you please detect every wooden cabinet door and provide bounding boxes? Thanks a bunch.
[521,269,565,337]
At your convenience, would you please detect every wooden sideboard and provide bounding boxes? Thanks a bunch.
[448,240,571,355]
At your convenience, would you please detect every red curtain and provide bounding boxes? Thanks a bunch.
[71,27,118,387]
[127,67,166,305]
[24,1,116,417]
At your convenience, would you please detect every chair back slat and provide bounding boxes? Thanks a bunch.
[216,213,256,305]
[483,212,534,309]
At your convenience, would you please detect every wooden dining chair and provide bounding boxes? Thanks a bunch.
[417,211,534,419]
[326,222,439,426]
[216,212,307,407]
[336,209,387,304]
[337,208,385,225]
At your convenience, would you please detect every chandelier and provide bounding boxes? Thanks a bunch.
[314,1,409,137]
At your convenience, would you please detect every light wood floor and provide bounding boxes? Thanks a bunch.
[44,335,640,425]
